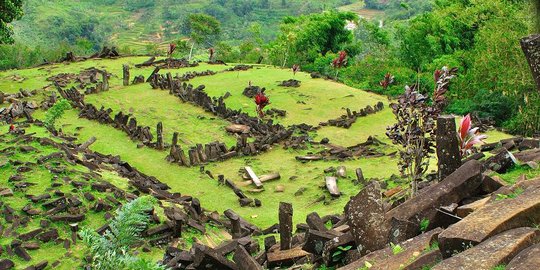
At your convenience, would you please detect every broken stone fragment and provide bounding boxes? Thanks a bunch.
[433,227,540,270]
[385,160,483,242]
[507,243,540,270]
[439,186,540,258]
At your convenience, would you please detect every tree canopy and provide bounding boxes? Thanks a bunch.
[0,0,24,44]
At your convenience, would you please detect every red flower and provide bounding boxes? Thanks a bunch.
[9,124,15,131]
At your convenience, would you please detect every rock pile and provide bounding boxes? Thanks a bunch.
[0,100,37,123]
[319,102,385,128]
[135,57,199,69]
[278,79,301,87]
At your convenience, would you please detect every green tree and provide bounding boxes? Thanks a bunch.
[80,196,167,270]
[184,13,221,60]
[269,11,357,66]
[0,0,24,44]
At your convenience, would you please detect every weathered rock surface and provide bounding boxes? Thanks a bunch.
[507,243,540,270]
[433,227,540,270]
[345,181,387,256]
[338,228,442,270]
[439,186,540,257]
[386,160,483,242]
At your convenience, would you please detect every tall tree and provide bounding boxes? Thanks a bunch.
[0,0,24,44]
[184,13,221,60]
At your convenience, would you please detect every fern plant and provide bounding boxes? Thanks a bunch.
[43,98,70,131]
[79,196,168,270]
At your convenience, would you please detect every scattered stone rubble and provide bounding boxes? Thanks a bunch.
[135,57,199,69]
[319,102,385,128]
[162,131,540,269]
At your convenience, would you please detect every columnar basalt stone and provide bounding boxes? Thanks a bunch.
[101,70,109,91]
[224,209,243,239]
[434,228,540,270]
[385,160,483,243]
[233,245,262,270]
[438,186,540,258]
[520,34,540,91]
[436,115,462,180]
[279,202,293,250]
[345,181,387,256]
[122,64,130,86]
[156,122,164,150]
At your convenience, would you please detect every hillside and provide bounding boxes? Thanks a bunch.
[1,54,539,269]
[11,0,358,54]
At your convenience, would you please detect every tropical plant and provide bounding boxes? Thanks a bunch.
[167,43,176,57]
[292,64,300,76]
[208,47,215,61]
[457,114,487,157]
[254,92,270,118]
[79,196,167,270]
[386,67,456,196]
[332,51,347,79]
[44,99,71,131]
[379,72,395,90]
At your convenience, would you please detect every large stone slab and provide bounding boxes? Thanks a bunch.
[439,186,540,257]
[433,227,540,270]
[345,181,387,256]
[337,228,442,270]
[507,243,540,270]
[386,160,483,242]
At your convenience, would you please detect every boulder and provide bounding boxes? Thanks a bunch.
[507,243,540,270]
[433,227,540,270]
[345,181,387,256]
[386,160,483,242]
[438,186,540,258]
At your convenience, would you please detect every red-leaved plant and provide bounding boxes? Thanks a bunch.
[168,43,177,57]
[386,66,457,196]
[379,73,395,90]
[331,51,347,79]
[458,114,487,157]
[254,92,270,118]
[209,48,215,62]
[292,64,300,76]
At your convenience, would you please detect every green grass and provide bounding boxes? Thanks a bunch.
[1,56,538,233]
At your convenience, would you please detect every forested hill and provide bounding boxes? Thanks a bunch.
[12,0,357,54]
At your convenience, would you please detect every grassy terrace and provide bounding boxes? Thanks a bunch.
[1,57,533,229]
